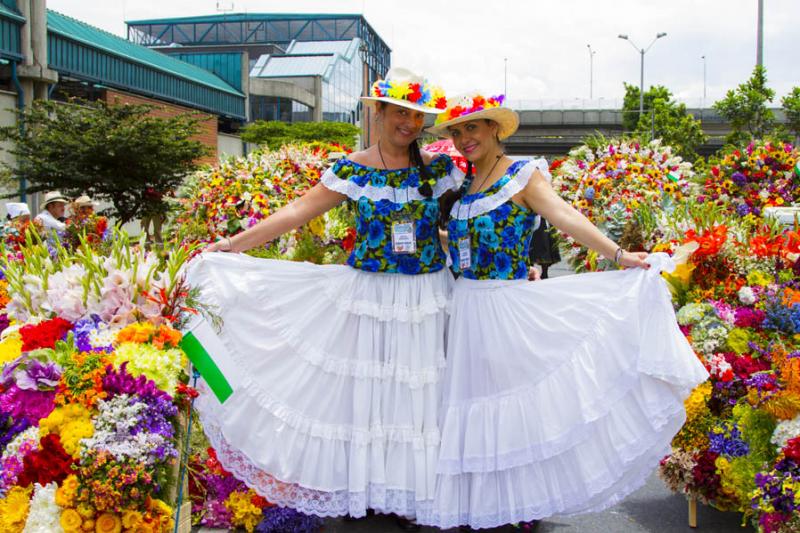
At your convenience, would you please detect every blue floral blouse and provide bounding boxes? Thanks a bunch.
[447,159,549,280]
[321,155,461,275]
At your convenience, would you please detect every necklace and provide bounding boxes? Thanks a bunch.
[468,154,505,195]
[377,140,410,170]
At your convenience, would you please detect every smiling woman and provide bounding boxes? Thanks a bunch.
[186,68,464,522]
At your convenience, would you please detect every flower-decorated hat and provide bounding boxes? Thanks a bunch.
[427,92,519,140]
[361,67,448,114]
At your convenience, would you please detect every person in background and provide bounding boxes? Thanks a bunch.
[5,202,30,223]
[72,195,96,220]
[34,191,68,232]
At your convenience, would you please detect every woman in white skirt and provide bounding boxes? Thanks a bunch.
[188,68,462,521]
[418,94,710,530]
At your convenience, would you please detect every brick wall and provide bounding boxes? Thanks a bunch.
[102,89,218,166]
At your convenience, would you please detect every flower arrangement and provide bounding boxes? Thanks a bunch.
[0,228,202,532]
[550,138,695,271]
[649,201,800,531]
[170,144,355,264]
[701,140,800,217]
[370,78,447,110]
[433,93,505,125]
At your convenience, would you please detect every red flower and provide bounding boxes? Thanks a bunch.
[20,318,73,352]
[784,436,800,462]
[17,434,75,487]
[342,227,357,252]
[434,96,448,110]
[684,225,728,258]
[407,83,422,103]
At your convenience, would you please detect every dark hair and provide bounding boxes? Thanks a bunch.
[376,102,434,198]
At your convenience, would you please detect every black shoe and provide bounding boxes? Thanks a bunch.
[516,519,540,531]
[395,516,422,531]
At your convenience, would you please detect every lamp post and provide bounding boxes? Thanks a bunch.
[504,57,508,97]
[618,32,667,118]
[587,44,596,100]
[701,55,707,107]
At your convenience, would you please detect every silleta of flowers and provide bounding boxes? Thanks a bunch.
[370,77,447,110]
[0,229,197,533]
[433,93,505,126]
[170,144,355,264]
[700,140,800,218]
[551,138,695,271]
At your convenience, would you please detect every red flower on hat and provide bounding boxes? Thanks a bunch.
[407,83,422,103]
[434,96,448,109]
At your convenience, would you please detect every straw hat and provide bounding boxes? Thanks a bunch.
[6,202,30,219]
[42,191,68,208]
[426,92,519,140]
[74,195,95,208]
[361,67,448,114]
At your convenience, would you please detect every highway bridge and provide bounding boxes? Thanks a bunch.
[505,107,788,158]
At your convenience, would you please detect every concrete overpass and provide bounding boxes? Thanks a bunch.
[505,107,788,158]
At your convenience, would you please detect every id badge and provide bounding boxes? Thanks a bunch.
[457,237,471,270]
[391,219,416,254]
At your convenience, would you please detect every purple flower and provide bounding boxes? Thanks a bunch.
[14,359,61,391]
[708,424,749,457]
[256,506,323,533]
[731,172,747,187]
[102,363,173,404]
[736,203,751,216]
[0,384,56,423]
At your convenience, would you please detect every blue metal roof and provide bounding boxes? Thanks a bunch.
[0,0,23,60]
[46,10,245,119]
[127,13,364,25]
[160,51,244,91]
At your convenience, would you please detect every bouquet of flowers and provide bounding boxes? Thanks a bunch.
[701,140,800,217]
[0,228,202,532]
[170,143,355,264]
[653,202,800,531]
[551,138,695,271]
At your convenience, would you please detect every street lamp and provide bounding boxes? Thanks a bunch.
[618,32,667,118]
[701,55,707,108]
[587,44,596,100]
[504,57,508,97]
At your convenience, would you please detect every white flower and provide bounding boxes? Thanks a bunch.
[771,415,800,450]
[738,286,756,305]
[22,482,63,533]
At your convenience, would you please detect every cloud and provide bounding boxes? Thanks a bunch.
[47,0,800,105]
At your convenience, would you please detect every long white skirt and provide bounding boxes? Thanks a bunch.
[185,253,452,518]
[418,253,709,529]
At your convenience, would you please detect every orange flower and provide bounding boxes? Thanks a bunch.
[95,512,122,533]
[60,509,83,531]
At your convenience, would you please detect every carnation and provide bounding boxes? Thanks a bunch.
[738,286,756,305]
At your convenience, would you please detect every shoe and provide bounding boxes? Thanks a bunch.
[395,516,422,531]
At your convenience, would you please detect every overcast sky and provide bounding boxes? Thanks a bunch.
[47,0,798,109]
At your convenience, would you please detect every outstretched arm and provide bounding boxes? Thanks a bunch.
[517,169,649,269]
[205,183,346,253]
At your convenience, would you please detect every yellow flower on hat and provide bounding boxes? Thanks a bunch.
[387,82,412,100]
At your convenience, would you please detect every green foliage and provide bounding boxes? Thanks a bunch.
[712,65,776,145]
[0,98,210,224]
[622,84,707,161]
[782,86,800,140]
[241,120,360,149]
[622,83,672,131]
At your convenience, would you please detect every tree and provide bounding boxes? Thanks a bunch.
[782,87,800,142]
[622,84,707,160]
[621,83,671,132]
[712,65,776,145]
[241,120,360,149]
[0,98,210,224]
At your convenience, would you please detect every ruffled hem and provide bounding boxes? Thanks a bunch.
[198,410,437,519]
[321,166,460,203]
[450,158,549,219]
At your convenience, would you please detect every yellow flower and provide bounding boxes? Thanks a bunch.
[308,215,326,238]
[95,512,122,533]
[121,510,143,529]
[386,82,412,100]
[40,405,95,456]
[0,485,32,531]
[746,270,771,287]
[0,332,23,366]
[77,503,96,519]
[60,509,84,531]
